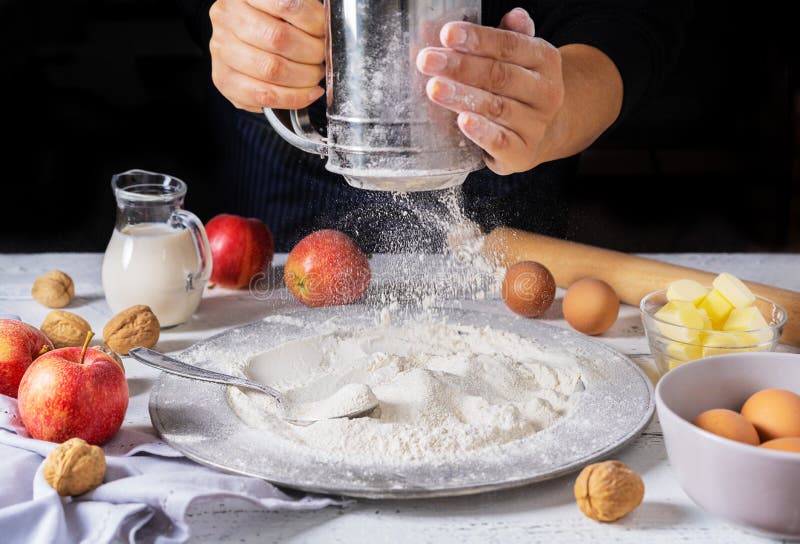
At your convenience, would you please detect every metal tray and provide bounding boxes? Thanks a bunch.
[149,306,654,499]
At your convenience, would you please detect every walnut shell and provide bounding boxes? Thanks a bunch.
[574,460,644,522]
[40,310,92,348]
[102,305,160,355]
[31,270,74,308]
[43,437,106,496]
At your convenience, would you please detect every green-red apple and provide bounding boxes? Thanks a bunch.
[284,230,371,307]
[18,335,128,445]
[0,319,52,398]
[206,213,274,289]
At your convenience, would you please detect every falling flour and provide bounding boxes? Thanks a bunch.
[227,315,582,465]
[351,187,505,308]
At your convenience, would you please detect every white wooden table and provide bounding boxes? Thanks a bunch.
[1,252,798,543]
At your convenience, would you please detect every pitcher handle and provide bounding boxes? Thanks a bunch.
[172,210,213,292]
[264,108,328,156]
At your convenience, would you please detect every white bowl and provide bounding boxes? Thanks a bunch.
[656,352,800,539]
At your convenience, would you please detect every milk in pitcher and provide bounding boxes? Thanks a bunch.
[102,223,204,327]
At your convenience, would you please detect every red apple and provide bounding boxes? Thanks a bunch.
[18,335,128,445]
[0,319,52,398]
[206,213,274,289]
[285,230,371,307]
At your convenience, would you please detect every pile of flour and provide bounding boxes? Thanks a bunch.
[227,315,582,464]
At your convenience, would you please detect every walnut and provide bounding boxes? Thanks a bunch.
[102,305,160,355]
[574,460,644,522]
[43,438,106,496]
[31,270,74,308]
[40,310,92,348]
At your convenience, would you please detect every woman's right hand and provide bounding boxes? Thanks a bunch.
[209,0,326,112]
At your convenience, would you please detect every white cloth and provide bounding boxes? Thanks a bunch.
[0,395,341,543]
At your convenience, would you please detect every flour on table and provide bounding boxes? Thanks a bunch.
[227,316,582,465]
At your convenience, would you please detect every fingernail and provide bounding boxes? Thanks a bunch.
[428,78,456,101]
[444,23,468,46]
[419,50,448,73]
[460,113,486,136]
[513,7,530,18]
[308,87,324,101]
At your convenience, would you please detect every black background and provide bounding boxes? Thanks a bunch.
[1,0,798,253]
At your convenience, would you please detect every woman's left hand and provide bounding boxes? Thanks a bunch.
[416,8,565,175]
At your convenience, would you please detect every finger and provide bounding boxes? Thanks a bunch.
[212,64,324,111]
[246,0,325,38]
[457,112,526,175]
[426,77,531,138]
[211,31,325,87]
[417,48,554,108]
[498,7,535,37]
[219,1,325,64]
[439,22,560,76]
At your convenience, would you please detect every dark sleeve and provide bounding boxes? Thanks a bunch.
[174,0,215,54]
[533,0,694,123]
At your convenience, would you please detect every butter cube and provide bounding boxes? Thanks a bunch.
[724,306,769,331]
[701,330,770,357]
[654,301,706,343]
[666,279,708,306]
[702,345,748,358]
[697,308,713,331]
[712,272,756,308]
[666,341,703,362]
[698,289,733,329]
[703,330,760,348]
[723,306,774,345]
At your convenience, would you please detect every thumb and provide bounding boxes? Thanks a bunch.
[499,7,535,37]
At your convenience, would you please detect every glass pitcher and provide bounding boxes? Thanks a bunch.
[101,169,212,328]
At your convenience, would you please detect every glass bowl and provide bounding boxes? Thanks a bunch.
[640,288,787,375]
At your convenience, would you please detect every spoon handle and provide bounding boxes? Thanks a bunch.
[128,347,283,403]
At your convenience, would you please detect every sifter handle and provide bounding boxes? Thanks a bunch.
[264,108,328,156]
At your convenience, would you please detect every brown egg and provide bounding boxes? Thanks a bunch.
[562,278,620,335]
[760,437,800,453]
[741,389,800,441]
[501,261,556,318]
[692,408,760,445]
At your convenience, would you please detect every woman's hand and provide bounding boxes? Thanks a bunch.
[209,0,326,112]
[416,8,565,175]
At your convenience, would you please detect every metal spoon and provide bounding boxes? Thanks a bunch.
[128,347,379,425]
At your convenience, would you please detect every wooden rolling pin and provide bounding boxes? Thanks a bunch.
[483,227,800,347]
